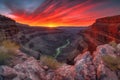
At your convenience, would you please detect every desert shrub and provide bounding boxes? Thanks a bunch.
[40,55,63,69]
[109,41,117,48]
[102,55,120,71]
[0,40,19,65]
[2,40,19,52]
[0,47,11,65]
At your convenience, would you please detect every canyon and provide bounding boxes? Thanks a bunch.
[0,15,120,80]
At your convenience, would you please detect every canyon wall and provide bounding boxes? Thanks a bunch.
[82,15,120,52]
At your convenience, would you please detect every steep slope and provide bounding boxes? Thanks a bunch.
[0,15,19,41]
[81,15,120,52]
[91,15,120,42]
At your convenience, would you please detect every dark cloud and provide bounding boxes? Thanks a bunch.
[0,0,120,16]
[0,0,45,15]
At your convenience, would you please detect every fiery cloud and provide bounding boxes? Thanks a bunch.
[1,0,120,27]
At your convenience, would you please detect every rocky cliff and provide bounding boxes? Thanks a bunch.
[95,15,120,24]
[0,15,15,25]
[91,15,120,41]
[0,15,19,41]
[82,15,120,52]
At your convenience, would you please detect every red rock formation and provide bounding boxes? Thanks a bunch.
[90,15,120,42]
[96,15,120,24]
[83,15,120,52]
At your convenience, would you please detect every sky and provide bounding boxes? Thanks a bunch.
[0,0,120,27]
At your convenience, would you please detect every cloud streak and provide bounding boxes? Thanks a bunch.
[0,0,120,27]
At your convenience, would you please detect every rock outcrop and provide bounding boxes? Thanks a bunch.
[0,43,119,80]
[0,15,15,25]
[96,15,120,24]
[81,15,120,52]
[91,15,120,42]
[0,15,19,41]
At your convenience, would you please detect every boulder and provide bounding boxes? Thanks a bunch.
[0,66,17,79]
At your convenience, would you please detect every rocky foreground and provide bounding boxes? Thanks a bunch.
[0,43,120,80]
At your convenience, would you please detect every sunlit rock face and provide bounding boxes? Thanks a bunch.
[91,15,120,41]
[0,15,19,41]
[96,15,120,23]
[81,15,120,52]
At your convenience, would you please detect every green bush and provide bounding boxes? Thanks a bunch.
[102,55,120,71]
[40,55,63,69]
[0,40,19,65]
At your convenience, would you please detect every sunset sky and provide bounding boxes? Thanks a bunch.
[0,0,120,27]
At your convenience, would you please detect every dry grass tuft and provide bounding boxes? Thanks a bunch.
[102,55,120,71]
[0,40,19,65]
[40,55,63,69]
[109,41,117,48]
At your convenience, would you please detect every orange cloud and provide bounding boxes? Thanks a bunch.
[5,0,120,27]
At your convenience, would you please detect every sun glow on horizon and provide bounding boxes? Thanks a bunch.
[1,0,120,28]
[47,23,59,27]
[29,23,62,27]
[12,16,94,27]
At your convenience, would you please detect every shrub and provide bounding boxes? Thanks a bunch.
[0,47,11,65]
[40,55,63,69]
[102,55,120,71]
[109,41,117,48]
[2,40,19,52]
[0,40,19,65]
